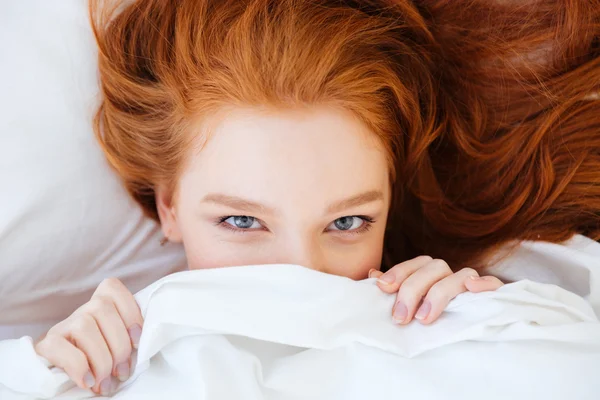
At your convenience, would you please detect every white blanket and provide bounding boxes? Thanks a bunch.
[1,262,599,400]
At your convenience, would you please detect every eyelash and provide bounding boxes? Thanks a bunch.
[215,216,266,234]
[331,215,375,236]
[215,215,376,235]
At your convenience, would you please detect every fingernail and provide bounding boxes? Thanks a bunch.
[129,324,142,349]
[368,268,377,278]
[378,272,395,285]
[469,276,482,281]
[99,378,114,396]
[392,302,408,324]
[116,361,130,382]
[415,300,431,320]
[83,371,95,388]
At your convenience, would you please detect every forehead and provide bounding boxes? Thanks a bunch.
[180,106,391,204]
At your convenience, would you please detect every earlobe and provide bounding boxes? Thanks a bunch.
[155,187,184,243]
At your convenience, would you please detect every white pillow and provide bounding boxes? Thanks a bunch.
[0,0,186,339]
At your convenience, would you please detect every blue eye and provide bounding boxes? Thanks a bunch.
[329,216,366,231]
[223,216,262,229]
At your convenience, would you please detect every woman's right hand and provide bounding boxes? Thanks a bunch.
[35,278,143,396]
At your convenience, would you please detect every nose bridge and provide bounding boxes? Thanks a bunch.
[283,232,325,272]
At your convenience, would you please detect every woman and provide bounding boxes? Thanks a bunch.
[34,0,599,396]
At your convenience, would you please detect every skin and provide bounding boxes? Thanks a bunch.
[160,106,391,279]
[35,106,503,395]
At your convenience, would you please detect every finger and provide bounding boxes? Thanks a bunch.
[35,335,95,390]
[376,256,433,294]
[86,296,133,381]
[66,314,114,394]
[94,278,144,348]
[464,275,504,293]
[368,269,383,279]
[415,267,480,325]
[392,259,453,324]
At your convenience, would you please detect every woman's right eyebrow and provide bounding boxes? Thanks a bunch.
[201,193,276,215]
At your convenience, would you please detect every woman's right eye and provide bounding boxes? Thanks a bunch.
[222,216,263,230]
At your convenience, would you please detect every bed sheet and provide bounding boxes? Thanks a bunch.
[1,259,599,400]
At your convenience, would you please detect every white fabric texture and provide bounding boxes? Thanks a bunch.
[483,234,600,317]
[0,0,186,338]
[1,244,599,400]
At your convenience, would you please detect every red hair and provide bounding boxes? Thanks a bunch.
[90,0,600,270]
[386,0,600,268]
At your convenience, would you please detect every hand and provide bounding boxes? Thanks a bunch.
[369,256,503,325]
[35,278,143,396]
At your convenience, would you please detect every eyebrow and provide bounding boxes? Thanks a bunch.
[201,190,384,216]
[326,190,384,214]
[201,193,276,215]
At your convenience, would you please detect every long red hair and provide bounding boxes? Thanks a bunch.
[90,0,600,270]
[386,0,600,268]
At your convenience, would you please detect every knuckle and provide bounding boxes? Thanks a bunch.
[430,258,451,272]
[112,335,133,361]
[390,269,409,283]
[426,282,451,303]
[388,264,411,280]
[482,276,504,287]
[46,323,65,337]
[90,352,114,379]
[34,335,53,356]
[86,296,113,315]
[416,255,433,262]
[398,282,425,304]
[100,356,114,376]
[114,344,133,363]
[94,364,112,381]
[461,267,479,277]
[68,351,90,376]
[96,277,124,294]
[70,314,96,335]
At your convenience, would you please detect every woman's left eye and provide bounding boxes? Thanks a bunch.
[222,216,263,230]
[328,216,368,231]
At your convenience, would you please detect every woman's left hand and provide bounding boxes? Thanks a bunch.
[369,256,503,325]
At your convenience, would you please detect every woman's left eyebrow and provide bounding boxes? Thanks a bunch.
[326,190,384,214]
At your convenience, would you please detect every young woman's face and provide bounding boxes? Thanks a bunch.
[158,106,391,280]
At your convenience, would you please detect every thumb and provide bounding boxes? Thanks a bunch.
[368,269,384,279]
